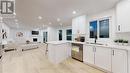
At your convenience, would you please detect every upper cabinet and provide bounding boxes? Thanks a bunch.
[116,0,130,32]
[72,15,87,35]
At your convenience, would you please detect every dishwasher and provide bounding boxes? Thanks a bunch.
[71,43,83,62]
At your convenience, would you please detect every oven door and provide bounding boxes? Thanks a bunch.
[71,43,83,62]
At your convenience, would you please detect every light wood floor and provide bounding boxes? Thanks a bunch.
[1,45,105,73]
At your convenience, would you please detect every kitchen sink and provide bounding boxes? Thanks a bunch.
[90,43,104,45]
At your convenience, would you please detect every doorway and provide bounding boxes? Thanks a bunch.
[43,32,48,43]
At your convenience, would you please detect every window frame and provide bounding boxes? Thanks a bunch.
[89,17,110,39]
[66,29,72,41]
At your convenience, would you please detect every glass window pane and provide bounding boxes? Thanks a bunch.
[90,21,97,38]
[66,29,72,35]
[59,30,62,40]
[66,36,72,40]
[66,29,72,40]
[99,19,109,38]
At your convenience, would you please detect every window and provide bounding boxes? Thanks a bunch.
[99,19,109,38]
[59,30,62,41]
[89,18,110,39]
[66,29,72,41]
[89,21,97,38]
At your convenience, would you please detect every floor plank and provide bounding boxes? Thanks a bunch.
[1,46,105,73]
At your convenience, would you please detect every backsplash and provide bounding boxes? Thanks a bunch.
[116,32,130,45]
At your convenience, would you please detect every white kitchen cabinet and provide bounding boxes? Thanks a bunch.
[48,42,71,64]
[95,46,112,71]
[116,0,130,32]
[112,49,128,73]
[72,15,86,35]
[84,45,128,73]
[72,18,78,34]
[83,45,95,65]
[84,45,112,71]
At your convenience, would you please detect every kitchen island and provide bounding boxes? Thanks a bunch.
[47,41,72,64]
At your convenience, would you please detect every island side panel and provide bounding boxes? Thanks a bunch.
[48,43,71,64]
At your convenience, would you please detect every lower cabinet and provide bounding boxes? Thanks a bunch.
[84,45,128,73]
[112,49,128,73]
[95,46,112,71]
[83,45,112,71]
[83,45,95,64]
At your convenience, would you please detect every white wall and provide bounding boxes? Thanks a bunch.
[47,26,72,42]
[10,29,32,43]
[1,23,10,43]
[10,28,47,43]
[39,29,48,43]
[116,33,130,45]
[0,23,2,44]
[47,27,57,42]
[56,26,72,41]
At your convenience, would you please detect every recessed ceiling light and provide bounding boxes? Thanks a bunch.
[72,11,77,14]
[38,16,42,20]
[14,13,16,15]
[57,18,60,22]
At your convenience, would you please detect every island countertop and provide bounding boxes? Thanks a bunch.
[47,41,85,45]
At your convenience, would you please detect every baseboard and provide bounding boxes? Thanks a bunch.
[22,47,39,51]
[83,61,112,73]
[4,49,16,52]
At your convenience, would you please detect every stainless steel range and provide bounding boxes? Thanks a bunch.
[71,43,83,62]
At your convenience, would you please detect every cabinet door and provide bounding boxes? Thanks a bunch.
[72,15,86,35]
[116,0,130,32]
[83,45,95,64]
[95,47,112,71]
[77,15,86,34]
[112,49,128,73]
[72,18,78,35]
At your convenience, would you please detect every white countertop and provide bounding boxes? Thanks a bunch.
[47,41,130,51]
[86,43,130,51]
[47,41,69,44]
[47,41,85,45]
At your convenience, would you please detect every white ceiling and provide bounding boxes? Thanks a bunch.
[4,0,121,29]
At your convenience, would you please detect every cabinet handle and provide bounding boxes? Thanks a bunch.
[93,47,96,52]
[118,25,120,31]
[112,50,115,56]
[95,48,96,52]
[93,47,95,52]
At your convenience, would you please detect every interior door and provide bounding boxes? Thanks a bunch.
[58,30,62,41]
[112,49,128,73]
[95,47,112,71]
[43,32,48,43]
